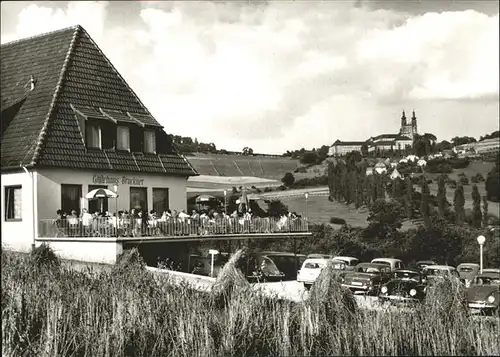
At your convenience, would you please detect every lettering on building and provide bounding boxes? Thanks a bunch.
[92,175,144,185]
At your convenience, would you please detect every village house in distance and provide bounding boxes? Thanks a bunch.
[329,110,417,156]
[1,25,198,254]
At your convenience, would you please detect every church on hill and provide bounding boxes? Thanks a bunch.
[328,110,418,157]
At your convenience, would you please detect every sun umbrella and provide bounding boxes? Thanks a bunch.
[195,194,216,203]
[85,188,117,199]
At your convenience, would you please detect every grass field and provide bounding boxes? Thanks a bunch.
[2,249,499,356]
[186,153,300,180]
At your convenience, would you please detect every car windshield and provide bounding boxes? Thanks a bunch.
[357,266,380,273]
[474,277,500,285]
[394,271,420,280]
[261,257,281,275]
[332,262,346,270]
[458,267,475,272]
[425,269,451,276]
[304,262,325,269]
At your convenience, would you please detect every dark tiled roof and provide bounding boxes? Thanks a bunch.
[332,141,366,146]
[395,135,412,141]
[1,25,196,177]
[372,140,396,146]
[372,134,398,140]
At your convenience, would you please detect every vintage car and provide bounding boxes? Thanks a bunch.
[456,263,480,287]
[466,272,500,316]
[422,265,460,285]
[260,251,306,280]
[371,258,405,271]
[332,256,360,271]
[341,263,392,295]
[297,258,347,289]
[379,269,426,304]
[415,260,437,271]
[244,254,285,282]
[188,254,228,277]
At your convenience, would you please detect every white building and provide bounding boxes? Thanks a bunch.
[1,26,198,257]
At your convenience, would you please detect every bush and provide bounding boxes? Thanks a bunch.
[300,151,317,165]
[281,172,295,187]
[264,187,273,192]
[449,158,470,169]
[330,217,347,225]
[459,175,469,185]
[30,243,61,270]
[278,185,287,191]
[294,166,308,173]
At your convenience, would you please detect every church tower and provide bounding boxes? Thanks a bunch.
[411,110,418,137]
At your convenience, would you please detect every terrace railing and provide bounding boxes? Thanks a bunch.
[38,216,309,238]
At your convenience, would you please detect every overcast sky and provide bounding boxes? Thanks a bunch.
[1,1,499,154]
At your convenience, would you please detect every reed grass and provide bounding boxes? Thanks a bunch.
[2,246,499,357]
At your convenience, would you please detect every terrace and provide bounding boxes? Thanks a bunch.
[38,216,311,242]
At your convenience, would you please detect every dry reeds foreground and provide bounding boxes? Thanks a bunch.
[2,245,499,357]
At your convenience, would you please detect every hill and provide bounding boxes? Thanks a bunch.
[185,153,300,180]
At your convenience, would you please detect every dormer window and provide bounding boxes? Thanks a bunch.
[144,130,156,153]
[86,123,101,149]
[117,126,130,151]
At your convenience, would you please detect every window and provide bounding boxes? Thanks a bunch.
[144,130,156,153]
[88,185,109,214]
[86,123,101,149]
[4,185,22,221]
[117,126,130,151]
[61,184,82,216]
[130,187,148,212]
[153,188,169,214]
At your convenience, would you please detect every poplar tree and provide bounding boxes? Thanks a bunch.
[328,161,336,201]
[454,183,465,225]
[437,174,447,218]
[471,184,482,228]
[420,178,431,226]
[405,176,413,219]
[482,195,489,227]
[371,174,378,202]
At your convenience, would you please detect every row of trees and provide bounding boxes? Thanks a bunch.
[327,153,494,230]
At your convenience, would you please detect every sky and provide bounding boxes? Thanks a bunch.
[1,1,499,154]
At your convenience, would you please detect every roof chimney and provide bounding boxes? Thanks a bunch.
[30,75,35,91]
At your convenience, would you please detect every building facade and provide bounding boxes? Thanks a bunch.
[1,25,198,253]
[329,110,417,157]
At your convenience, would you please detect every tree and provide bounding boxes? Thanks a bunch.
[356,172,365,209]
[404,176,413,219]
[364,199,404,241]
[482,195,489,227]
[420,178,431,226]
[242,147,254,156]
[281,172,295,187]
[348,170,358,207]
[300,151,317,165]
[485,152,500,202]
[267,199,288,217]
[316,145,330,164]
[451,136,477,146]
[327,161,335,201]
[371,174,378,202]
[454,183,465,225]
[437,174,447,218]
[361,143,369,157]
[471,185,482,228]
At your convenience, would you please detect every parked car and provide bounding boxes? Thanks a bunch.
[482,268,500,274]
[371,258,405,271]
[466,272,500,316]
[341,263,392,295]
[188,254,228,277]
[422,265,460,285]
[415,260,437,271]
[297,258,329,290]
[261,251,306,280]
[379,269,426,304]
[244,254,285,282]
[332,256,360,271]
[456,263,480,287]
